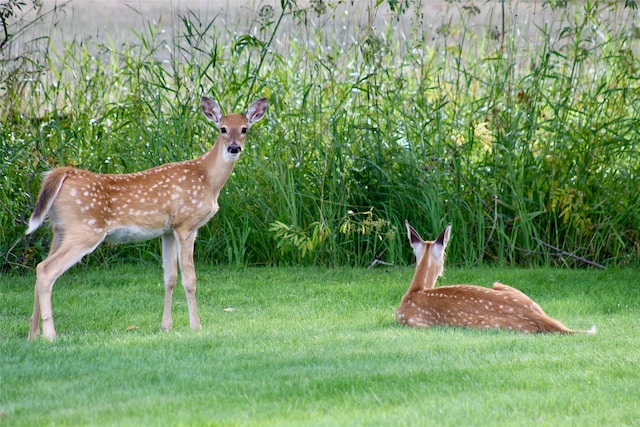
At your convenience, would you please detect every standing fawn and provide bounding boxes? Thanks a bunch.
[25,96,267,340]
[397,221,596,334]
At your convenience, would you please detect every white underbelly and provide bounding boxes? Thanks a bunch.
[105,225,169,244]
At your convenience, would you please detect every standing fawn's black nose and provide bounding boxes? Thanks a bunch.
[228,144,242,154]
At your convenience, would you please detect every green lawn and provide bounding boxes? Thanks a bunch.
[1,265,638,426]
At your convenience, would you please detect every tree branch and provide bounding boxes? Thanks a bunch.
[533,237,606,269]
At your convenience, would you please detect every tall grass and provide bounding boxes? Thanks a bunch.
[1,0,639,271]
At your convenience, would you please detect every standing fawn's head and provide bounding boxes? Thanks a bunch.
[201,96,268,161]
[406,221,451,291]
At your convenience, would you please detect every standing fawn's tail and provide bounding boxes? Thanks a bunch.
[26,169,68,235]
[397,221,596,334]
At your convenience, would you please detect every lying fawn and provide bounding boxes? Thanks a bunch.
[397,221,596,334]
[25,96,267,340]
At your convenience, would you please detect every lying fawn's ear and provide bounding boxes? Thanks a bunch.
[435,223,451,249]
[431,223,451,261]
[405,220,425,259]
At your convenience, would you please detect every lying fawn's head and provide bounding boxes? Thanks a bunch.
[405,220,451,294]
[201,96,268,160]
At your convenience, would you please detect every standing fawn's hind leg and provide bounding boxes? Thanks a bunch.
[29,228,65,339]
[29,286,42,339]
[161,232,179,331]
[29,234,104,340]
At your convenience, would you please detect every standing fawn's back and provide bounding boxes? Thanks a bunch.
[397,221,596,334]
[26,96,268,340]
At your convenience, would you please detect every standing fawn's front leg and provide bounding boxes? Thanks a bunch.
[161,232,179,331]
[177,230,201,330]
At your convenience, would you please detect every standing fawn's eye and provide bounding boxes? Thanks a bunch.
[221,127,227,134]
[241,127,247,134]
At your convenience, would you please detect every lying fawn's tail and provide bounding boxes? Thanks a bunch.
[581,325,597,335]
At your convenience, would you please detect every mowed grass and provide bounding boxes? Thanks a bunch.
[1,265,639,426]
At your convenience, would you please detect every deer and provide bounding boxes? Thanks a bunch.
[25,96,268,340]
[397,221,596,334]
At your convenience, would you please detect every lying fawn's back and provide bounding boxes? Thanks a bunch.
[397,281,572,333]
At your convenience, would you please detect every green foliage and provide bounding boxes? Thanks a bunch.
[1,0,640,270]
[1,265,639,425]
[269,220,331,260]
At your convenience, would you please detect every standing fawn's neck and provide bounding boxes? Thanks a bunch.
[198,135,239,192]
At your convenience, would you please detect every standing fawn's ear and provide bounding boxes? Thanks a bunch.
[405,220,426,260]
[201,97,223,128]
[246,97,268,126]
